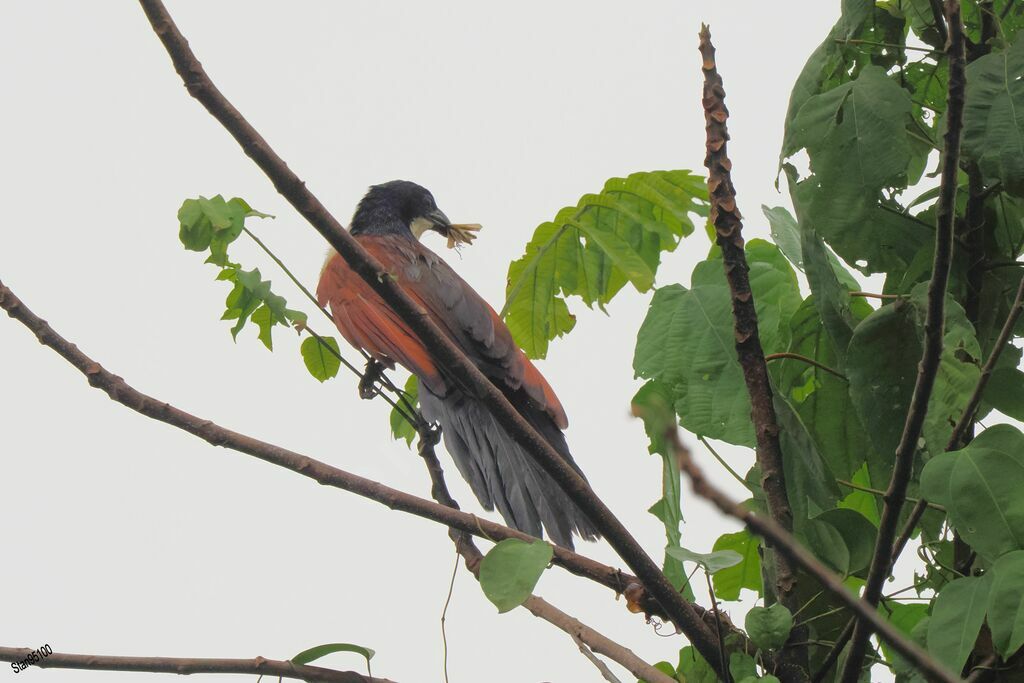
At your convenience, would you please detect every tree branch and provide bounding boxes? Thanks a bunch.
[764,352,847,380]
[0,647,389,683]
[699,24,805,674]
[667,431,960,683]
[135,0,722,666]
[0,276,728,681]
[839,3,966,679]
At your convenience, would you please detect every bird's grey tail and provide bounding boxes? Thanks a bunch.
[419,388,600,550]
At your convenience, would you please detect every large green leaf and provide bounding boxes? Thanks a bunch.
[779,0,875,162]
[504,170,707,358]
[633,242,800,446]
[988,550,1024,659]
[776,296,873,481]
[711,531,762,600]
[478,539,552,613]
[786,66,932,274]
[926,574,993,675]
[921,429,1024,561]
[847,290,982,485]
[963,34,1024,196]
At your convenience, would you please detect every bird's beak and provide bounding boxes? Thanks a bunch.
[427,208,452,231]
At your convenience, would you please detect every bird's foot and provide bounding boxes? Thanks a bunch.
[358,358,385,400]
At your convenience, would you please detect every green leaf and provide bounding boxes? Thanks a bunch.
[983,367,1024,420]
[988,550,1024,659]
[291,642,375,666]
[389,375,419,446]
[729,652,757,683]
[665,546,743,574]
[633,242,800,446]
[762,204,804,270]
[921,431,1024,561]
[632,381,687,592]
[779,0,874,163]
[251,305,274,350]
[879,603,930,677]
[711,531,762,600]
[813,508,876,577]
[774,393,842,526]
[300,335,341,382]
[846,292,981,486]
[777,296,872,481]
[926,574,993,674]
[478,539,552,613]
[504,170,708,358]
[677,646,717,683]
[745,603,794,651]
[963,34,1024,196]
[785,64,933,274]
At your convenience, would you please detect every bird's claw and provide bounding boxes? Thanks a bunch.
[358,359,385,400]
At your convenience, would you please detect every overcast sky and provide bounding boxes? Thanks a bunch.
[1,3,844,682]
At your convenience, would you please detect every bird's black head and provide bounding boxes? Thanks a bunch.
[349,180,450,239]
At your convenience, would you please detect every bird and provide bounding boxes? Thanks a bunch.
[317,180,599,549]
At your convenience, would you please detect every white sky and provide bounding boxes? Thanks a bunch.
[1,2,844,682]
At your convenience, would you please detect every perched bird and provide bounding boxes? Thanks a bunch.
[317,180,599,549]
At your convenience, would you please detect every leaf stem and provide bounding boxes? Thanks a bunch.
[697,436,747,488]
[835,479,945,511]
[763,352,847,380]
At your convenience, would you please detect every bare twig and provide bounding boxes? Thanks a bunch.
[699,23,804,673]
[668,430,960,683]
[136,1,721,665]
[0,647,390,683]
[839,4,966,679]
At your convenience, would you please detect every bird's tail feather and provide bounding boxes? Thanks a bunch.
[419,388,600,550]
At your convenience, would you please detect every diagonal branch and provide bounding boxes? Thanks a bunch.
[839,3,966,681]
[699,24,805,673]
[0,277,730,667]
[0,647,389,683]
[135,0,722,667]
[667,431,960,683]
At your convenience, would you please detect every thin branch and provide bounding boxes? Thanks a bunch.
[764,352,847,380]
[570,634,625,683]
[0,647,389,683]
[699,24,804,673]
[440,551,459,683]
[840,4,966,679]
[0,277,706,679]
[668,430,960,683]
[136,1,721,665]
[705,572,730,683]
